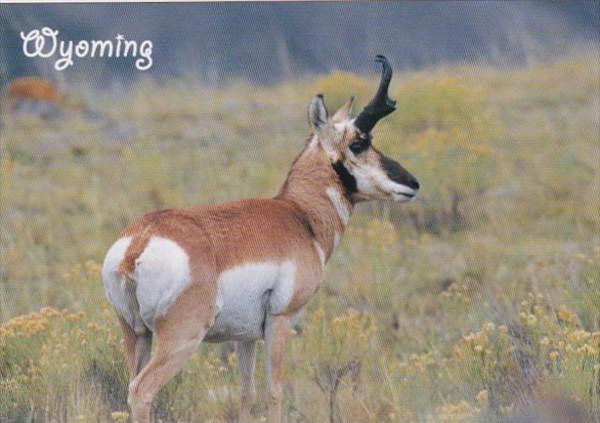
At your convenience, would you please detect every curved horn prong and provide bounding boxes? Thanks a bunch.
[354,55,396,134]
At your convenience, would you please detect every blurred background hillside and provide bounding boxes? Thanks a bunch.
[0,1,598,84]
[0,2,599,423]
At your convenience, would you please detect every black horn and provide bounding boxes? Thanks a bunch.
[354,55,397,134]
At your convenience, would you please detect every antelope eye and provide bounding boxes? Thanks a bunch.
[350,137,370,154]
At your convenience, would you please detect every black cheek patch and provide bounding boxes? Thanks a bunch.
[332,161,358,196]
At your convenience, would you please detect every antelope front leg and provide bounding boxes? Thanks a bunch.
[264,314,292,423]
[236,340,257,422]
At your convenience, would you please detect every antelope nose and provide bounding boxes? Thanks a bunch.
[407,176,420,191]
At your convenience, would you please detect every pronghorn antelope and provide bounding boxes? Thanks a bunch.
[102,55,419,423]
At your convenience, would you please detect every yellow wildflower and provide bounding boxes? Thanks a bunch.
[475,389,489,405]
[111,412,130,423]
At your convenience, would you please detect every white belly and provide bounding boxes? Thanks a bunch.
[205,261,296,342]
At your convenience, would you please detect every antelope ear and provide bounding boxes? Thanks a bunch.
[308,94,328,131]
[331,97,354,123]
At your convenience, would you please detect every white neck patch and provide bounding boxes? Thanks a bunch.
[326,186,351,226]
[334,231,341,249]
[313,240,326,269]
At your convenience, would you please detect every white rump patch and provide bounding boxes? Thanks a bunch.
[102,237,134,326]
[326,186,351,225]
[133,237,191,329]
[205,261,296,342]
[103,236,192,331]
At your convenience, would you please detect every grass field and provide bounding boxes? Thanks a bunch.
[1,52,599,422]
